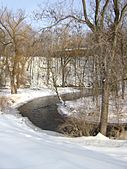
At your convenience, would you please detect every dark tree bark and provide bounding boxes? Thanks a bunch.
[82,0,110,136]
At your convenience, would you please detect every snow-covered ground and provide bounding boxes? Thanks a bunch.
[0,88,127,169]
[0,87,79,108]
[63,95,127,123]
[0,113,127,169]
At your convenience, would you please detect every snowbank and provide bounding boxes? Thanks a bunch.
[0,88,127,169]
[0,113,127,169]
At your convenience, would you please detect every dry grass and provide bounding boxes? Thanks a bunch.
[58,115,98,137]
[0,96,10,111]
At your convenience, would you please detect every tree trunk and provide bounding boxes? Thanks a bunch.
[61,57,65,87]
[121,37,125,99]
[93,58,99,108]
[99,40,109,136]
[47,58,50,85]
[100,69,109,135]
[121,78,125,99]
[62,66,65,87]
[10,74,17,94]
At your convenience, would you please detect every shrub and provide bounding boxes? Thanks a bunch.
[0,96,10,111]
[58,115,98,137]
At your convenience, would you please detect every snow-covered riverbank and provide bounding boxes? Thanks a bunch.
[0,88,127,169]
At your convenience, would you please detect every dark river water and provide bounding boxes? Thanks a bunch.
[18,93,79,132]
[19,103,65,132]
[18,92,127,139]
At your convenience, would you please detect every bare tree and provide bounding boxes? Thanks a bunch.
[0,8,34,93]
[35,0,127,135]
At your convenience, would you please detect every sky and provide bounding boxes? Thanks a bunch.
[0,0,50,28]
[0,0,82,14]
[0,0,82,29]
[0,0,41,13]
[0,0,79,12]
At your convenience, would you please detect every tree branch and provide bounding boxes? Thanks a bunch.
[113,0,120,24]
[82,0,95,32]
[119,3,127,24]
[95,0,99,26]
[39,15,85,31]
[100,0,110,28]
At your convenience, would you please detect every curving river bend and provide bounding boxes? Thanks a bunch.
[18,90,127,139]
[18,92,82,132]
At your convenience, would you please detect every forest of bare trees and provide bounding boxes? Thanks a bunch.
[0,0,127,136]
